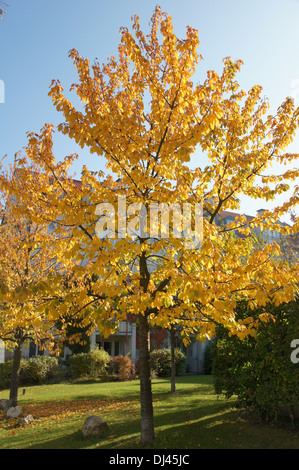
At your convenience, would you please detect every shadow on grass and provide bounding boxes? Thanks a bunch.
[14,395,299,450]
[4,376,297,450]
[24,400,239,450]
[24,429,109,449]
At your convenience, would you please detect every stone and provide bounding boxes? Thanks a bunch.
[18,414,34,426]
[7,406,22,419]
[82,416,109,438]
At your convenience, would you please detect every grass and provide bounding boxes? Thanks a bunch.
[0,375,298,449]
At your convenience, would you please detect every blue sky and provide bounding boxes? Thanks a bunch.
[1,0,299,220]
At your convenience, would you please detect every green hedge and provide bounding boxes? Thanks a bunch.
[68,348,111,378]
[20,356,60,385]
[212,299,299,422]
[0,360,13,390]
[0,355,61,388]
[150,348,186,377]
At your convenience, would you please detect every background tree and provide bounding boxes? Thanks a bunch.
[61,313,92,355]
[0,170,75,406]
[4,7,299,442]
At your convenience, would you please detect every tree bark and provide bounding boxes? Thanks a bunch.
[170,326,176,393]
[138,312,155,443]
[9,343,22,407]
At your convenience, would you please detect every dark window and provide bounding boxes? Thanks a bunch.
[29,342,36,358]
[104,342,112,355]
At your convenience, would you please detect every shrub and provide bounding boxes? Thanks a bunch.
[150,348,186,377]
[212,299,299,421]
[0,360,13,390]
[19,355,59,385]
[89,348,111,377]
[67,352,90,378]
[68,348,111,379]
[110,355,135,380]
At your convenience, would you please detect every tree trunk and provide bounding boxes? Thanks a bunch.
[9,343,22,407]
[138,312,155,443]
[170,326,176,393]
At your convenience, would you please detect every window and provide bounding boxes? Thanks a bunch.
[104,342,112,355]
[29,342,36,358]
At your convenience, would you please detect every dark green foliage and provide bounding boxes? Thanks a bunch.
[0,360,13,390]
[68,348,111,378]
[62,317,91,355]
[19,356,59,385]
[213,299,299,421]
[150,348,186,377]
[0,356,66,389]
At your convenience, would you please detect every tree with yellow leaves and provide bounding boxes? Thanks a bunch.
[0,168,80,407]
[4,7,299,442]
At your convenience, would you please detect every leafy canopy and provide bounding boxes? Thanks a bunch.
[3,6,299,344]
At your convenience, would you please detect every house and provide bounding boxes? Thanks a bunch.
[89,321,137,362]
[86,321,210,375]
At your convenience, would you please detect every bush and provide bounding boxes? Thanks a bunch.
[67,352,90,378]
[68,348,111,379]
[19,355,59,385]
[212,299,299,422]
[150,348,186,377]
[89,348,111,377]
[0,360,13,390]
[110,355,135,380]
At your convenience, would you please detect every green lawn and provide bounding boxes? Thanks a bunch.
[0,375,298,449]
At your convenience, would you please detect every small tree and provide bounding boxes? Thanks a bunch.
[0,172,73,406]
[213,299,299,421]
